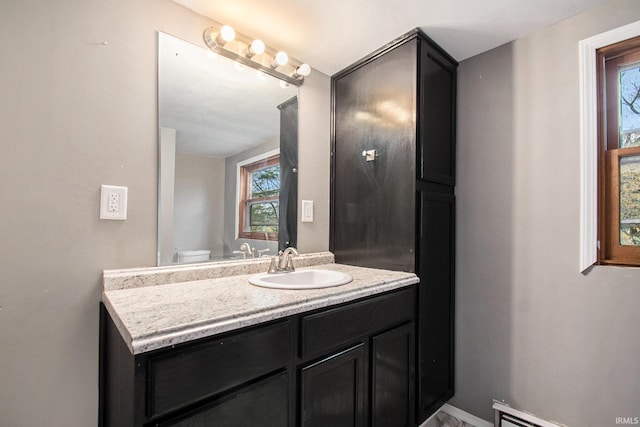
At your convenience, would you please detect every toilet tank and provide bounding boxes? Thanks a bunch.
[177,250,211,264]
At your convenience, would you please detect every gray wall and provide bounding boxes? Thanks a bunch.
[174,152,225,258]
[158,127,177,264]
[0,1,330,425]
[297,62,331,254]
[452,1,640,425]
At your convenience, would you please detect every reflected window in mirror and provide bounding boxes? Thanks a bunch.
[239,152,280,240]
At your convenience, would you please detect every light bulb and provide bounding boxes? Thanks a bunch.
[219,25,235,43]
[249,39,265,56]
[272,51,288,68]
[294,63,311,78]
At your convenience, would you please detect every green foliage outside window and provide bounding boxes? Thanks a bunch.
[619,65,640,246]
[620,158,640,245]
[249,165,280,232]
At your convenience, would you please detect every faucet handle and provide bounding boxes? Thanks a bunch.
[232,250,246,259]
[267,256,278,274]
[286,256,296,272]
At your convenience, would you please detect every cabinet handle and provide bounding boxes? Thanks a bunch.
[362,149,378,161]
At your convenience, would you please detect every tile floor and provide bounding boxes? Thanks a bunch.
[424,410,478,427]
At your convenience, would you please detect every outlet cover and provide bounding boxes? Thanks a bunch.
[100,185,128,220]
[301,200,314,222]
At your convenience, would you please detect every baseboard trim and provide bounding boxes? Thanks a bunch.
[440,403,493,427]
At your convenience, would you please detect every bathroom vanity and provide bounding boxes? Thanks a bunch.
[99,253,419,426]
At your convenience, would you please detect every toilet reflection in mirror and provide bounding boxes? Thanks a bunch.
[157,32,298,265]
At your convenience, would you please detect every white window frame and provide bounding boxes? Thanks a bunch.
[579,20,640,273]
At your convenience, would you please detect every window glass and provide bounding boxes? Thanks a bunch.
[619,63,640,148]
[249,202,279,230]
[620,154,640,246]
[249,163,280,232]
[250,164,280,199]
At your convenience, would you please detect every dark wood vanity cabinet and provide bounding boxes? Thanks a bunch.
[100,286,417,427]
[299,285,416,426]
[331,29,457,422]
[99,309,292,427]
[298,322,415,427]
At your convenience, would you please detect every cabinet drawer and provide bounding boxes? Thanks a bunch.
[148,320,290,418]
[158,371,289,427]
[300,287,415,358]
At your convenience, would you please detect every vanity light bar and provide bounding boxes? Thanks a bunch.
[203,24,310,87]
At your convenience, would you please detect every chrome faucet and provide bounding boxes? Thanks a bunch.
[268,247,299,273]
[240,243,254,257]
[279,247,299,270]
[233,243,255,259]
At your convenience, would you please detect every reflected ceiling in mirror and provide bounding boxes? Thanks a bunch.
[159,32,297,157]
[157,32,299,266]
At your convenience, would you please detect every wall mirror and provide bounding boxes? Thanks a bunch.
[157,32,299,265]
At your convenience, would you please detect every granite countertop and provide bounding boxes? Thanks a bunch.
[103,262,418,355]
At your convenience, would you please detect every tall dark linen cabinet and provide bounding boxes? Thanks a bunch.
[330,29,457,422]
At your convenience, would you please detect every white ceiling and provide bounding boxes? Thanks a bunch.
[172,0,614,75]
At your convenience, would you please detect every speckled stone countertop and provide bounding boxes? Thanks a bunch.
[102,260,418,355]
[103,252,336,292]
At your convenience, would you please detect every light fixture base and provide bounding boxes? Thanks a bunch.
[202,26,306,87]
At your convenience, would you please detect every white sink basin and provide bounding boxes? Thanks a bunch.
[249,269,353,290]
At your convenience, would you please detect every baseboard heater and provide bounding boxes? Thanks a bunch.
[493,401,566,427]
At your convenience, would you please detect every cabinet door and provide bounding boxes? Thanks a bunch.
[371,323,415,427]
[332,40,417,272]
[418,39,457,186]
[158,371,289,427]
[300,344,366,427]
[417,189,455,419]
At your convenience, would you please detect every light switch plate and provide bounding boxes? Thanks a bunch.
[100,185,128,220]
[301,200,313,222]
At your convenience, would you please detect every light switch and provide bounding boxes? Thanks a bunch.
[100,185,128,220]
[301,200,314,222]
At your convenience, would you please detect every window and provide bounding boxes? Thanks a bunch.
[597,36,640,265]
[238,154,280,240]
